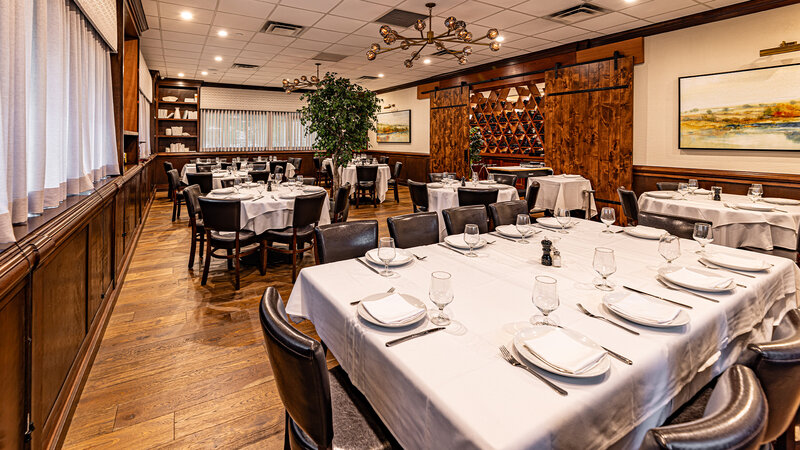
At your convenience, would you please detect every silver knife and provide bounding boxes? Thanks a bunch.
[437,243,467,255]
[385,327,445,347]
[600,345,633,365]
[356,257,380,275]
[490,232,518,242]
[623,285,693,310]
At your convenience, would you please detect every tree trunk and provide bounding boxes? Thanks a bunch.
[332,161,342,195]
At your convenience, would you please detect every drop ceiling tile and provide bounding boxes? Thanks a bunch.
[477,0,525,8]
[301,28,349,43]
[239,50,279,59]
[159,0,218,10]
[158,2,215,23]
[244,41,284,53]
[142,0,158,15]
[271,54,308,63]
[335,34,376,48]
[504,35,552,50]
[166,56,201,65]
[162,40,204,52]
[394,0,467,15]
[329,0,392,22]
[559,30,602,43]
[645,4,711,23]
[506,17,563,35]
[203,45,242,56]
[598,18,649,34]
[217,0,275,17]
[233,56,267,66]
[140,36,162,48]
[141,27,161,40]
[314,15,367,34]
[210,27,255,41]
[511,0,584,17]
[475,9,535,29]
[160,18,210,35]
[589,0,641,10]
[278,0,340,13]
[535,25,592,41]
[160,30,203,43]
[439,1,502,23]
[278,47,319,58]
[290,38,331,51]
[212,12,268,31]
[703,0,749,7]
[268,5,325,26]
[573,11,639,31]
[205,36,248,49]
[323,43,364,56]
[145,15,160,29]
[621,0,699,19]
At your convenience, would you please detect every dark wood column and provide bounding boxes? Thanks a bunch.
[430,86,470,177]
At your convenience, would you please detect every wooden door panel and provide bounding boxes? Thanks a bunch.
[430,86,470,177]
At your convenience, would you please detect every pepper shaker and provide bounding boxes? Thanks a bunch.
[541,238,553,266]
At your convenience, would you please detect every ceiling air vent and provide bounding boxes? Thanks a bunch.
[260,21,304,37]
[375,9,428,27]
[357,75,379,80]
[547,3,609,24]
[313,52,347,62]
[231,63,260,70]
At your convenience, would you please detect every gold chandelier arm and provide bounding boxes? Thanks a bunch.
[375,46,405,55]
[409,42,428,61]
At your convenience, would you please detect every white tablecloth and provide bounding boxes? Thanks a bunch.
[530,175,597,217]
[638,192,800,251]
[339,164,392,203]
[427,182,519,240]
[286,220,798,449]
[182,163,295,189]
[206,185,330,234]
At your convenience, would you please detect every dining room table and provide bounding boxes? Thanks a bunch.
[530,174,598,217]
[285,218,799,449]
[427,180,519,240]
[337,163,392,203]
[181,162,296,190]
[638,191,800,251]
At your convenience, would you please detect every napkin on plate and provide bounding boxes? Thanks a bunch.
[694,188,711,195]
[210,188,233,195]
[704,253,766,271]
[361,293,425,324]
[663,268,733,290]
[366,248,407,264]
[523,328,605,374]
[608,293,680,324]
[627,225,666,238]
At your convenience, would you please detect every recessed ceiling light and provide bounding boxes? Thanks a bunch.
[179,11,193,20]
[423,58,431,64]
[214,56,222,61]
[201,71,208,76]
[496,35,505,42]
[624,0,637,3]
[178,72,185,77]
[378,73,385,77]
[217,30,228,37]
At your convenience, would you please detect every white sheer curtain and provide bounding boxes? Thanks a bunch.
[201,109,314,151]
[0,0,119,243]
[138,92,151,159]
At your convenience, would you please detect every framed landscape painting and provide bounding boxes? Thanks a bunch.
[375,110,411,143]
[679,63,800,151]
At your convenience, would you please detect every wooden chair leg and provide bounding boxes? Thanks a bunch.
[199,232,204,260]
[172,198,178,222]
[201,238,212,285]
[372,188,377,208]
[226,249,233,270]
[291,235,298,282]
[355,187,360,208]
[259,241,266,276]
[233,242,241,290]
[394,184,399,203]
[177,199,182,220]
[188,231,197,268]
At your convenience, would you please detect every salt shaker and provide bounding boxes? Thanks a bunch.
[552,249,562,268]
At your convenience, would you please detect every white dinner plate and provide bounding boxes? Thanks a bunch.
[357,293,427,328]
[241,182,258,188]
[478,180,495,184]
[427,183,444,189]
[302,186,325,192]
[278,191,305,199]
[623,226,667,240]
[762,197,800,206]
[561,174,582,178]
[734,203,775,212]
[443,234,487,249]
[646,191,676,199]
[495,225,524,238]
[657,266,735,293]
[513,327,610,378]
[212,173,227,178]
[602,292,690,328]
[364,248,413,266]
[536,217,574,229]
[210,188,234,195]
[701,253,770,272]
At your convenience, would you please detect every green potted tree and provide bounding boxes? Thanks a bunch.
[468,127,485,178]
[299,74,382,192]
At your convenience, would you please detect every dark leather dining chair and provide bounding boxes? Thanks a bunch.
[293,157,303,172]
[220,162,232,170]
[641,365,767,450]
[163,161,182,198]
[249,170,270,184]
[270,160,288,176]
[657,182,679,191]
[182,185,205,269]
[617,187,639,224]
[458,187,498,229]
[493,173,517,187]
[198,198,266,290]
[428,172,457,183]
[186,172,214,194]
[251,163,267,171]
[196,163,215,173]
[314,220,378,264]
[526,181,542,214]
[378,156,389,165]
[167,169,185,222]
[638,211,712,240]
[442,205,489,235]
[387,212,439,248]
[264,191,326,281]
[314,157,329,187]
[488,200,529,227]
[301,177,316,185]
[408,180,429,213]
[259,287,399,450]
[355,165,379,208]
[387,161,403,203]
[330,183,351,224]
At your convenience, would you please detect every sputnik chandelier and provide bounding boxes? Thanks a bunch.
[366,2,501,68]
[282,63,322,93]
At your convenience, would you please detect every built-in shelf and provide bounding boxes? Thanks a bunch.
[157,135,197,138]
[156,78,202,153]
[470,85,545,157]
[157,118,197,121]
[123,130,138,136]
[159,101,198,106]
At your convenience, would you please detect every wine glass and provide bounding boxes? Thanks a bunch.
[487,173,495,183]
[464,224,480,257]
[677,183,689,200]
[233,177,241,193]
[256,180,265,194]
[658,234,681,265]
[747,187,759,203]
[555,208,570,234]
[688,179,698,195]
[693,223,713,254]
[429,271,454,326]
[531,275,559,326]
[377,237,396,277]
[297,175,304,187]
[516,214,532,244]
[593,247,616,291]
[600,207,615,233]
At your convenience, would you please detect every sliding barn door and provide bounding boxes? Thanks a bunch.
[544,57,634,222]
[430,86,470,177]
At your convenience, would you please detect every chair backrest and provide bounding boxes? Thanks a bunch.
[392,161,403,179]
[220,162,232,170]
[458,187,499,209]
[251,163,267,171]
[657,182,679,191]
[356,165,378,183]
[314,220,379,264]
[183,184,202,220]
[428,172,457,182]
[638,211,711,240]
[387,212,439,248]
[259,287,333,448]
[526,180,540,212]
[270,160,288,173]
[249,170,270,184]
[442,205,489,235]
[301,177,316,185]
[198,197,241,232]
[748,309,800,443]
[167,169,181,196]
[196,163,214,173]
[274,166,285,182]
[378,156,389,165]
[331,183,351,223]
[641,365,767,450]
[408,180,429,212]
[313,157,322,170]
[292,157,302,172]
[163,161,174,175]
[617,187,639,223]
[488,200,529,227]
[186,172,213,194]
[493,173,517,187]
[292,191,327,229]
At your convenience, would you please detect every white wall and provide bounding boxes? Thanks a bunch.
[634,4,800,173]
[369,86,430,154]
[200,86,306,112]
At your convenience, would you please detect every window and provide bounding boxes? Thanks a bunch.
[201,109,314,151]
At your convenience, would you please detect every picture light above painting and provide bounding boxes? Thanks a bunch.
[376,110,411,143]
[679,63,800,151]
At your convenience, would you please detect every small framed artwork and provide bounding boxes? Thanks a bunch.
[376,110,411,143]
[679,63,800,151]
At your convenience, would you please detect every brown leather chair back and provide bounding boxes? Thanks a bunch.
[167,169,181,196]
[442,205,489,235]
[392,161,403,179]
[187,172,213,194]
[313,157,322,170]
[314,220,378,264]
[292,158,302,172]
[356,165,378,183]
[387,212,439,248]
[657,182,679,191]
[270,160,288,174]
[259,287,333,448]
[251,163,267,171]
[183,185,202,219]
[196,163,214,173]
[378,156,389,165]
[249,170,269,184]
[458,187,499,209]
[163,161,174,175]
[489,200,529,227]
[428,172,457,182]
[331,183,351,223]
[617,187,639,223]
[292,191,326,229]
[526,181,540,212]
[642,365,767,450]
[198,198,241,232]
[493,173,517,187]
[220,162,233,170]
[408,180,429,212]
[638,211,711,240]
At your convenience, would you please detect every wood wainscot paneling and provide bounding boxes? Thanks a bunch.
[430,86,470,177]
[0,283,27,450]
[363,150,430,184]
[633,165,800,199]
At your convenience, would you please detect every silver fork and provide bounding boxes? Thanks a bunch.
[351,287,396,306]
[498,346,568,396]
[576,303,640,335]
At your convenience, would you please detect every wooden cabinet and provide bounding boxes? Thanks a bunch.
[155,79,201,153]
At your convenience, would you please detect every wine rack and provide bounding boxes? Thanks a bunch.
[469,85,545,157]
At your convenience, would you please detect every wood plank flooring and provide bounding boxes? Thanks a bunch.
[63,187,413,449]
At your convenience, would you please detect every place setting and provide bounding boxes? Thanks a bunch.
[535,208,575,234]
[439,224,492,257]
[358,237,416,277]
[491,214,541,243]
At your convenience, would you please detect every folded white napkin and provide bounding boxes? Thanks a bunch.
[694,188,711,195]
[496,224,523,237]
[210,188,233,194]
[627,225,666,239]
[663,268,733,290]
[361,293,425,324]
[366,248,408,264]
[523,328,605,374]
[704,253,766,271]
[735,203,774,212]
[608,293,680,324]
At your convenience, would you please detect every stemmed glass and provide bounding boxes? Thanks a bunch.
[688,179,699,195]
[747,187,759,202]
[659,234,681,265]
[555,208,570,234]
[516,214,532,244]
[677,183,689,200]
[751,183,763,201]
[693,223,713,254]
[429,271,454,326]
[297,175,304,187]
[257,180,265,194]
[531,275,559,326]
[377,237,396,277]
[464,224,480,257]
[233,177,241,194]
[487,173,495,183]
[600,207,615,233]
[593,247,616,291]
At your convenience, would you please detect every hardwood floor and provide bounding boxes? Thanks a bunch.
[63,186,413,449]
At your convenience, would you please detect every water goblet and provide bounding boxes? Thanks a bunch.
[555,208,570,234]
[516,214,532,244]
[688,179,699,195]
[378,237,396,277]
[429,271,454,326]
[747,187,759,203]
[297,175,304,186]
[658,234,681,265]
[593,247,616,291]
[600,207,615,233]
[677,183,689,200]
[257,180,265,194]
[693,222,713,254]
[531,275,559,326]
[464,224,480,257]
